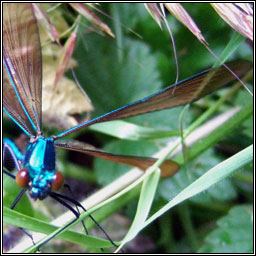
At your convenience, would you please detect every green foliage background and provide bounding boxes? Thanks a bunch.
[3,3,253,253]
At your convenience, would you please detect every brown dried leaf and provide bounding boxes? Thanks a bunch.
[164,3,207,44]
[42,45,93,130]
[144,3,163,29]
[43,44,77,69]
[54,30,78,88]
[211,3,253,41]
[69,3,115,37]
[32,3,60,44]
[36,4,69,43]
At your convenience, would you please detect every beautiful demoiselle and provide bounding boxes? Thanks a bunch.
[3,2,251,252]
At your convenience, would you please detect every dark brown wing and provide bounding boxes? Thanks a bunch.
[55,140,179,178]
[3,66,34,135]
[55,60,251,139]
[3,3,42,135]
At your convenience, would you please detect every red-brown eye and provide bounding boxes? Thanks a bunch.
[16,168,29,188]
[52,171,64,191]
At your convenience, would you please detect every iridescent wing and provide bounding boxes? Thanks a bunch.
[3,3,42,135]
[55,60,251,139]
[3,67,33,135]
[55,141,179,178]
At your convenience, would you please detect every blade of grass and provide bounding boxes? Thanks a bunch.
[135,145,253,242]
[89,120,179,140]
[213,33,245,67]
[3,206,114,252]
[116,168,161,252]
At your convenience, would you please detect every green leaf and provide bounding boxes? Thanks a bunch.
[141,144,253,234]
[93,140,252,251]
[117,168,161,251]
[234,90,253,138]
[110,3,148,31]
[73,35,162,117]
[159,149,237,203]
[198,205,253,253]
[89,120,179,140]
[3,206,117,252]
[213,33,246,67]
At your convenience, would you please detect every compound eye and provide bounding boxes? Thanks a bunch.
[51,171,64,191]
[16,168,29,188]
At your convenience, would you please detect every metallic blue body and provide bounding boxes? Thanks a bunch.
[3,136,56,200]
[23,137,56,200]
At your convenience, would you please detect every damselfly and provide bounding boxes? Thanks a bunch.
[3,2,251,252]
